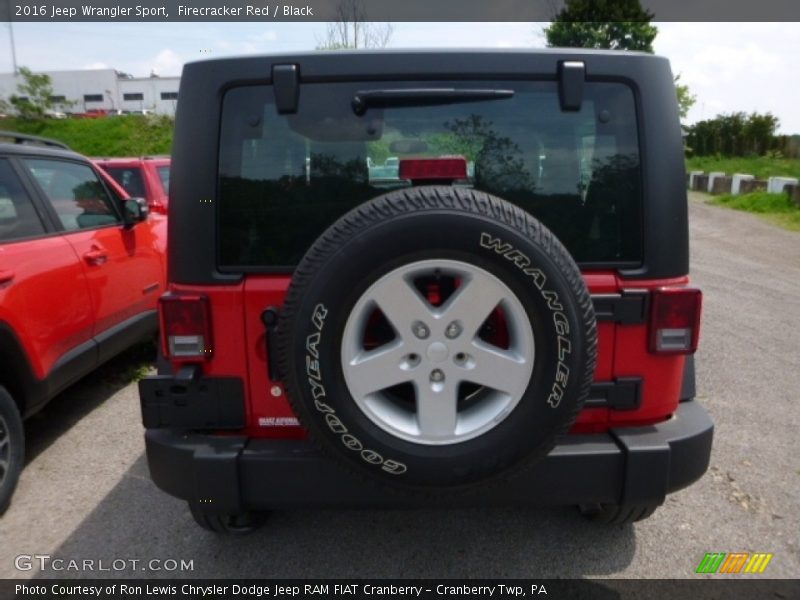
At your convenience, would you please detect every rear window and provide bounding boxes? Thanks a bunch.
[104,166,146,198]
[218,80,641,269]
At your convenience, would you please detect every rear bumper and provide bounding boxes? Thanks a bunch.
[144,400,713,513]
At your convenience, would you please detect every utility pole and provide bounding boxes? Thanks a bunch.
[8,22,19,75]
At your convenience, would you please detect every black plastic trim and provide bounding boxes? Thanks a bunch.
[140,374,246,429]
[95,310,157,365]
[558,60,585,110]
[585,378,642,410]
[261,307,280,381]
[272,64,299,114]
[0,323,51,417]
[680,355,696,401]
[592,291,649,324]
[0,310,157,419]
[144,399,713,511]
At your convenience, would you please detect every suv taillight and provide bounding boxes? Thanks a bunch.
[159,294,213,359]
[399,157,468,181]
[649,288,702,354]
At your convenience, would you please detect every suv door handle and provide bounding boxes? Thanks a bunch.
[83,247,108,266]
[0,270,14,284]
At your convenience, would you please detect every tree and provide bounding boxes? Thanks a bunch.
[674,74,696,121]
[316,0,393,50]
[543,2,696,124]
[9,67,57,120]
[544,0,658,52]
[686,112,779,157]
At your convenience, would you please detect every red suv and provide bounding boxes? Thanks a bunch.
[94,157,171,214]
[141,51,713,533]
[0,131,166,515]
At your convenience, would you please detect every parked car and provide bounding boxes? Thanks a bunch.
[140,50,712,533]
[94,157,171,214]
[0,131,167,515]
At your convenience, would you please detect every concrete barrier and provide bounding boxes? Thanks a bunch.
[767,176,799,194]
[710,176,733,195]
[693,174,709,192]
[787,183,800,207]
[731,173,754,195]
[688,170,704,189]
[739,179,768,194]
[707,172,726,193]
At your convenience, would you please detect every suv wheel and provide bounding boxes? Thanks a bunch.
[188,503,270,535]
[0,386,24,516]
[578,502,660,525]
[278,186,597,490]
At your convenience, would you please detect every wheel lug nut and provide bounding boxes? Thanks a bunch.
[413,322,430,339]
[430,369,445,383]
[445,322,461,339]
[405,353,420,368]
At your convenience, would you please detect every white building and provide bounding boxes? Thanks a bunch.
[0,69,181,116]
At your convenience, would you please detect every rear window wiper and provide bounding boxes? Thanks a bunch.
[351,88,514,115]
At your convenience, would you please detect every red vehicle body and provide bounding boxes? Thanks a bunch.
[0,132,167,514]
[162,273,697,440]
[94,157,171,214]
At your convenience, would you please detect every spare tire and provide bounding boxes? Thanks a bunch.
[277,186,596,489]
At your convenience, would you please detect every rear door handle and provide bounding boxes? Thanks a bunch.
[83,247,108,266]
[0,270,14,284]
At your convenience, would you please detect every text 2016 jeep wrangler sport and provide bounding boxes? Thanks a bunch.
[140,50,713,533]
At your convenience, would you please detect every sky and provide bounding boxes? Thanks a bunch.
[0,21,798,133]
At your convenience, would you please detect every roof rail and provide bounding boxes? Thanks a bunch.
[0,130,71,150]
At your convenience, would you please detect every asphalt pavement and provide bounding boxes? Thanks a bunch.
[1,192,798,579]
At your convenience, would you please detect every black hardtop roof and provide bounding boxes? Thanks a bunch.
[169,46,687,284]
[181,47,669,81]
[185,46,657,66]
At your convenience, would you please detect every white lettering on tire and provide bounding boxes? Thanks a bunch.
[305,303,408,474]
[479,233,573,408]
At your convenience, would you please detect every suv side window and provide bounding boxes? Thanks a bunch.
[0,158,46,242]
[156,165,170,193]
[104,166,147,198]
[24,159,121,231]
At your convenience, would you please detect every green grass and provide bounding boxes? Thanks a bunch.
[1,115,174,157]
[686,156,800,180]
[709,191,800,232]
[93,338,157,387]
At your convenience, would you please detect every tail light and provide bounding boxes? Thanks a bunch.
[649,288,702,354]
[159,294,213,359]
[399,157,468,182]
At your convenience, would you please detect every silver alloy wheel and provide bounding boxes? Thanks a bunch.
[0,414,8,484]
[341,259,535,445]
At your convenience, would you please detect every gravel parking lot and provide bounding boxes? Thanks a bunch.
[1,192,798,579]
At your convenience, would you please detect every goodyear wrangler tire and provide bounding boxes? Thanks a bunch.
[278,186,597,489]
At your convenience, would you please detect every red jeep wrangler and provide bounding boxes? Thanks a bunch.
[140,50,712,533]
[0,131,166,515]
